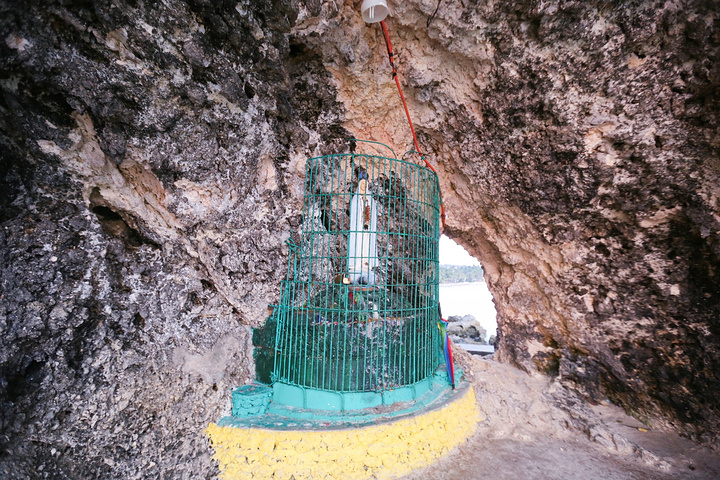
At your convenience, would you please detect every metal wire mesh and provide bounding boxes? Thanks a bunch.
[272,151,442,393]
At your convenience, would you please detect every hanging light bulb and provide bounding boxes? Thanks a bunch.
[360,0,389,23]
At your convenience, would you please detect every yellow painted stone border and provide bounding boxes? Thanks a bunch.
[205,386,480,480]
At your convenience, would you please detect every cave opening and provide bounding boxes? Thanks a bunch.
[439,235,497,349]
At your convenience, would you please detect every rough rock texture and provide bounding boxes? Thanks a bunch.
[1,0,719,478]
[447,314,487,344]
[0,1,348,478]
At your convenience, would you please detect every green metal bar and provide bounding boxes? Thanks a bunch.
[401,149,424,162]
[351,138,397,159]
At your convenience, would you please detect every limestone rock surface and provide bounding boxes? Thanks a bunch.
[1,0,719,477]
[0,1,347,478]
[448,314,487,345]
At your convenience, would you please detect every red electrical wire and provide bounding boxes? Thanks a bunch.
[380,21,422,155]
[380,20,446,231]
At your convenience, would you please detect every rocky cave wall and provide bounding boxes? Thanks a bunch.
[0,0,350,477]
[0,0,719,478]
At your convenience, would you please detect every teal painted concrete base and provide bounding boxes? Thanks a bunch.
[231,383,273,417]
[219,377,469,431]
[271,368,454,411]
[224,367,462,430]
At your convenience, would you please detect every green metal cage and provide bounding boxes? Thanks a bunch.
[272,147,443,399]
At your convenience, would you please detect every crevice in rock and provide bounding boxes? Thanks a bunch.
[90,205,159,249]
[88,189,159,250]
[4,359,46,403]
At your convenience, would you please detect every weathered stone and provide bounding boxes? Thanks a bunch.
[447,314,487,344]
[0,0,718,478]
[0,1,347,478]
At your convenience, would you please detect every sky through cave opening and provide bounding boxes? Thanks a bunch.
[439,235,498,338]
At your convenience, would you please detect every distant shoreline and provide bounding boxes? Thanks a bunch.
[439,281,486,287]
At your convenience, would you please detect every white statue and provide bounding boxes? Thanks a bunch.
[347,172,378,285]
